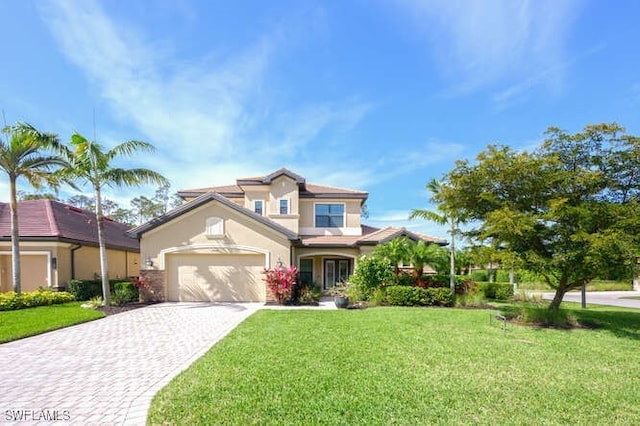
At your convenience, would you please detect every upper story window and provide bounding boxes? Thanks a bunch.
[205,217,224,237]
[315,203,344,228]
[279,199,289,215]
[254,200,264,215]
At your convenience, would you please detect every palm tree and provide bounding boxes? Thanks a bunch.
[373,236,411,279]
[406,240,446,285]
[59,133,168,305]
[0,123,64,294]
[409,178,465,293]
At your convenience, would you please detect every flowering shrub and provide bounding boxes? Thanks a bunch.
[263,264,298,304]
[0,289,75,311]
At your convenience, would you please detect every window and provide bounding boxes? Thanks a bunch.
[279,199,289,215]
[254,200,263,215]
[315,204,344,228]
[299,259,313,285]
[205,217,224,236]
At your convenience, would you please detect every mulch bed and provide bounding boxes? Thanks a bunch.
[97,302,157,316]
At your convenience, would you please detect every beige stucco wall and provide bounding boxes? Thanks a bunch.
[266,176,300,233]
[299,198,362,229]
[294,247,361,287]
[0,253,47,292]
[73,247,138,281]
[140,200,292,271]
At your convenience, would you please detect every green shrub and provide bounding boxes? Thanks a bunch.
[395,273,414,287]
[112,281,139,305]
[455,293,491,308]
[523,305,576,328]
[67,279,102,301]
[350,256,394,301]
[0,290,75,311]
[477,282,514,300]
[470,270,489,282]
[370,288,387,306]
[383,286,454,307]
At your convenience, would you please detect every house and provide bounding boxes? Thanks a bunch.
[129,168,446,303]
[0,199,140,292]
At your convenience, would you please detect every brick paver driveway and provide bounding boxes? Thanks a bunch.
[0,302,260,425]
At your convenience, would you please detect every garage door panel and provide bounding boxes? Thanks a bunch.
[167,253,265,302]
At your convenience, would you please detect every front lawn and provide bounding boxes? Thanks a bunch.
[0,302,104,343]
[149,306,640,424]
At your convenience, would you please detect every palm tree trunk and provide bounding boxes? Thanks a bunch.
[95,188,110,306]
[9,176,21,294]
[449,218,455,294]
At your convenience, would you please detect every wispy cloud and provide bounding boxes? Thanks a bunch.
[392,0,584,101]
[37,0,373,191]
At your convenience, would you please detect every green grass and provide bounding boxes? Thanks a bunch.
[516,279,632,292]
[149,307,640,425]
[0,302,104,343]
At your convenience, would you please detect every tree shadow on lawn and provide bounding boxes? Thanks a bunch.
[572,309,640,340]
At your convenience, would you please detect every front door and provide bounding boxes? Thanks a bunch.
[324,259,350,290]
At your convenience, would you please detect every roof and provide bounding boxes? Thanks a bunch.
[0,200,139,251]
[128,191,299,240]
[297,226,448,248]
[177,168,368,201]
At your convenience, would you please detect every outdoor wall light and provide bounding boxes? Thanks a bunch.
[145,256,154,268]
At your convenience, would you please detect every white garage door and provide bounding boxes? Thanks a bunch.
[166,253,265,302]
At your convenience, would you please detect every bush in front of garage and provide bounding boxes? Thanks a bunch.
[67,279,139,303]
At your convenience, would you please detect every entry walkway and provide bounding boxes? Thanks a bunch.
[0,302,260,425]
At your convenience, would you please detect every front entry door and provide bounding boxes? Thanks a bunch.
[324,259,350,290]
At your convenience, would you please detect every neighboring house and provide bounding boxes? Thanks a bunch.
[0,200,140,292]
[129,168,446,303]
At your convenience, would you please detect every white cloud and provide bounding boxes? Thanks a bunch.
[393,0,583,100]
[38,0,374,192]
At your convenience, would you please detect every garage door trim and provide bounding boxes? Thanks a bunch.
[159,243,270,270]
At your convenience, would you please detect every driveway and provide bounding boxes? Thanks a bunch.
[0,302,260,425]
[542,291,640,309]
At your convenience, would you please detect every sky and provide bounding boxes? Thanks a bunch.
[0,0,639,240]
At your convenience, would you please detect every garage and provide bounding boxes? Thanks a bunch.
[0,253,49,292]
[166,253,266,302]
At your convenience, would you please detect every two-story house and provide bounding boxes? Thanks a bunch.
[129,168,446,302]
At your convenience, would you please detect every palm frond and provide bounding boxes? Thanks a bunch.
[409,208,447,224]
[104,167,169,188]
[107,140,155,161]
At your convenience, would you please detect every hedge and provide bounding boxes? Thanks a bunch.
[383,286,455,307]
[0,290,75,311]
[68,279,139,302]
[477,282,514,300]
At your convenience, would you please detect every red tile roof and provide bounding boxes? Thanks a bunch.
[0,200,139,251]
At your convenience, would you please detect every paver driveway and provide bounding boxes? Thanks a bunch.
[0,302,260,425]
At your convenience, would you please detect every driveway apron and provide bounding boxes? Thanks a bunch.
[0,302,260,425]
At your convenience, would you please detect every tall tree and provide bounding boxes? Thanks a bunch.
[409,178,465,293]
[0,123,63,294]
[441,123,640,312]
[58,133,168,305]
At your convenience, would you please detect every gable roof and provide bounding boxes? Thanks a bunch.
[128,191,299,240]
[0,200,139,251]
[177,168,368,201]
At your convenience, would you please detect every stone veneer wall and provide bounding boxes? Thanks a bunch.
[139,269,165,302]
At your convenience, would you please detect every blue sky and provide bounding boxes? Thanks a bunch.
[0,0,639,240]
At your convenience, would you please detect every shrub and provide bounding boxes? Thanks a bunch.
[523,305,576,328]
[350,256,394,301]
[112,281,139,305]
[0,290,74,311]
[382,286,454,307]
[478,282,514,300]
[263,264,298,304]
[395,273,414,287]
[455,292,491,308]
[470,270,489,282]
[67,279,102,301]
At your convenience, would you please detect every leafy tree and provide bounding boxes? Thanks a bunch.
[58,133,168,305]
[441,123,640,312]
[109,207,136,227]
[350,255,394,300]
[131,195,164,225]
[0,122,64,294]
[409,178,466,293]
[373,236,411,278]
[17,190,60,201]
[67,194,94,210]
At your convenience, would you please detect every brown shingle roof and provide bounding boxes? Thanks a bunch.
[177,168,368,200]
[297,226,447,248]
[0,200,139,251]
